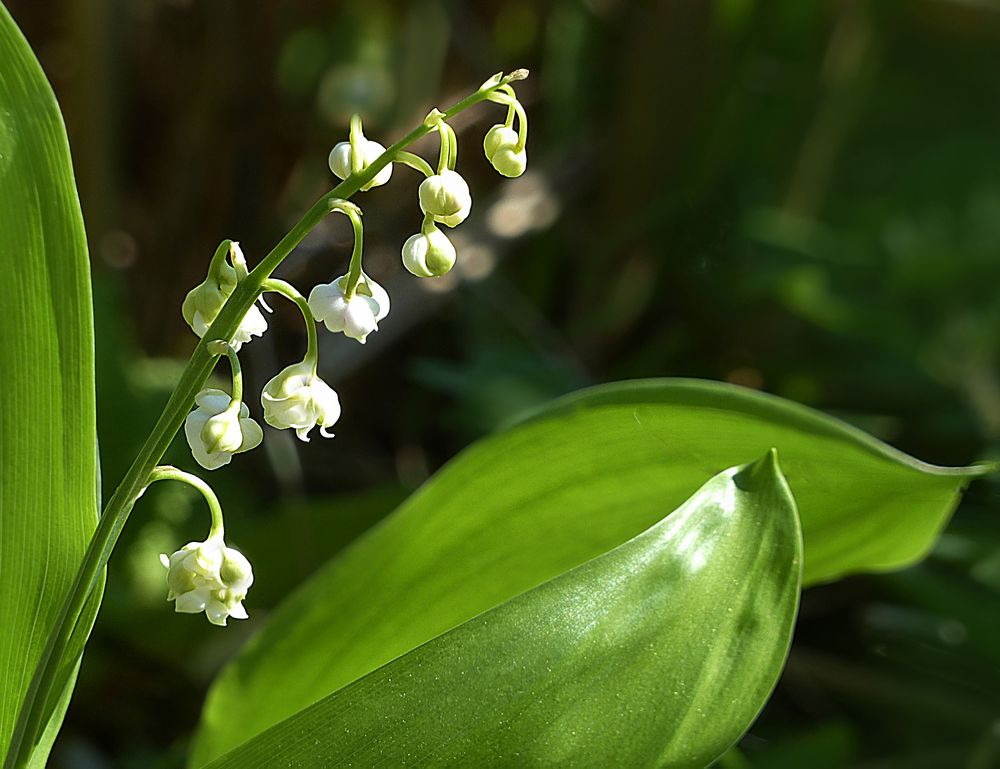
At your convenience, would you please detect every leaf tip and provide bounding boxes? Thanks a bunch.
[733,447,781,492]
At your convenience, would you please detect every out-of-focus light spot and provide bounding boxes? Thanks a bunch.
[937,619,967,646]
[418,268,459,293]
[99,229,137,269]
[487,172,560,239]
[456,243,497,281]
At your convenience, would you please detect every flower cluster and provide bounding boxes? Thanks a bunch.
[164,72,528,625]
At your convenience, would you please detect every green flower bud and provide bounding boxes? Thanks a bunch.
[418,170,472,221]
[402,227,457,277]
[484,124,527,178]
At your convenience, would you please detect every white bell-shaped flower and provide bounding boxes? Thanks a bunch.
[402,226,457,277]
[418,170,472,227]
[262,361,342,441]
[182,261,237,337]
[185,389,264,470]
[329,139,393,191]
[182,245,267,351]
[307,273,389,344]
[159,535,253,627]
[484,124,527,178]
[229,305,268,350]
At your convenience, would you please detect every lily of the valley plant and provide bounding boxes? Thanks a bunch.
[5,69,529,768]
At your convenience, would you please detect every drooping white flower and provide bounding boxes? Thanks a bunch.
[230,305,269,350]
[484,124,527,178]
[402,226,457,277]
[261,361,341,441]
[418,170,472,227]
[307,273,389,344]
[159,535,253,627]
[182,261,237,336]
[329,139,393,190]
[182,244,267,351]
[184,389,264,470]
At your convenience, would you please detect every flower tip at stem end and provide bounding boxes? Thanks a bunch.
[483,69,529,91]
[423,108,447,128]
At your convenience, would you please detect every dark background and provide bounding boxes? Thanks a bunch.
[8,1,1000,767]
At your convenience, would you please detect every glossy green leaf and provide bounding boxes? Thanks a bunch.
[193,379,987,764]
[203,452,802,768]
[0,4,98,766]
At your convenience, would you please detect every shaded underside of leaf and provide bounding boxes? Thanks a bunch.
[0,2,98,764]
[204,452,802,769]
[192,378,983,765]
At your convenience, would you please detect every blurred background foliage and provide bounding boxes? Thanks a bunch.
[7,0,1000,766]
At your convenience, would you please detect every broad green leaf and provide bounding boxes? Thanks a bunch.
[192,379,986,765]
[0,4,98,766]
[203,452,802,768]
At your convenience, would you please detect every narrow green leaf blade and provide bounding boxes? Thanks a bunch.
[0,3,98,764]
[204,452,802,768]
[193,379,985,765]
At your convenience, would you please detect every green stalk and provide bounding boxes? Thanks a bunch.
[262,279,318,375]
[339,209,365,299]
[395,151,434,178]
[207,340,243,403]
[148,466,225,539]
[4,70,528,769]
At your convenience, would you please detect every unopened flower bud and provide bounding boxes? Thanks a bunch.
[184,389,263,470]
[484,124,527,178]
[308,273,389,344]
[329,139,392,191]
[262,361,341,442]
[200,407,246,455]
[159,535,253,627]
[418,170,472,227]
[402,227,457,277]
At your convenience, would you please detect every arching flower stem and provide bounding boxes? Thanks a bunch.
[262,279,319,376]
[396,151,434,178]
[488,91,529,153]
[206,340,244,404]
[147,466,225,539]
[328,201,366,300]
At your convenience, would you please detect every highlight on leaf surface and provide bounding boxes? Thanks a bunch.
[198,451,802,768]
[191,378,987,765]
